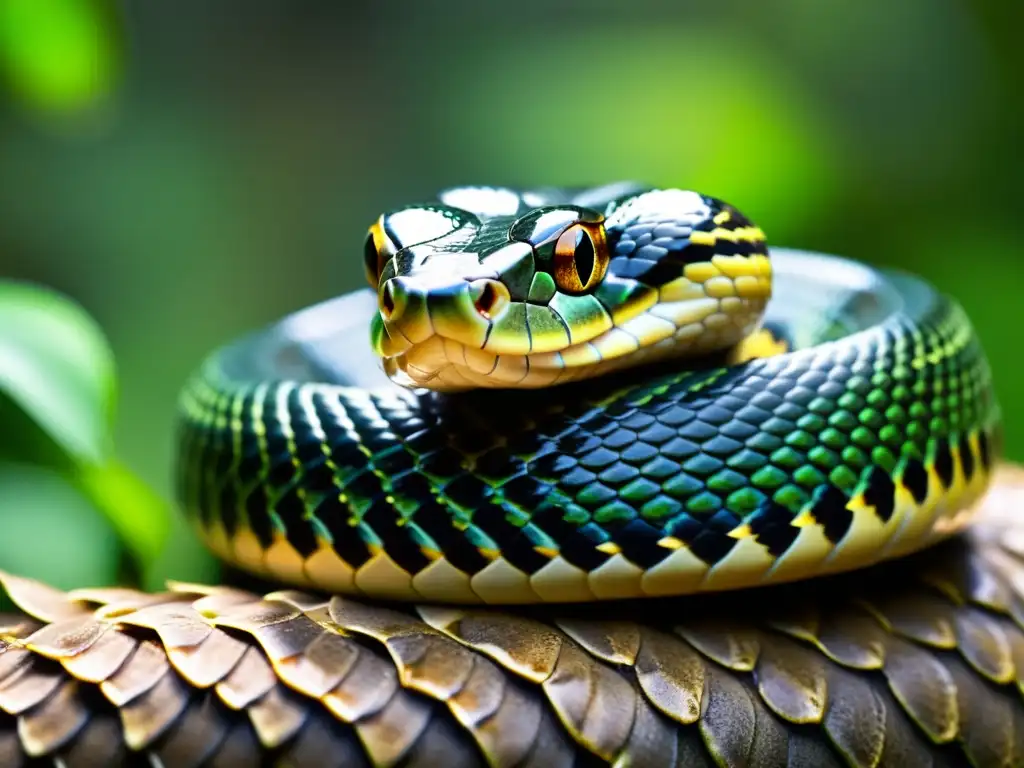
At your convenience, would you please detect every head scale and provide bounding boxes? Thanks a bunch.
[364,185,771,391]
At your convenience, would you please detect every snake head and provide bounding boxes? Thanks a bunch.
[366,185,772,392]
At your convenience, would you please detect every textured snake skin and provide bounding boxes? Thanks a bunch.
[2,464,1024,767]
[177,252,1000,606]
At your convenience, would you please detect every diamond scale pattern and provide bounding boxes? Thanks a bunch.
[175,271,999,600]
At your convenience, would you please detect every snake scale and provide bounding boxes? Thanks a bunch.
[0,184,1021,767]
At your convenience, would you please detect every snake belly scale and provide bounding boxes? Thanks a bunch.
[175,184,1002,605]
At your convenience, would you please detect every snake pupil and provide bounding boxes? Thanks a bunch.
[574,229,595,286]
[553,224,605,294]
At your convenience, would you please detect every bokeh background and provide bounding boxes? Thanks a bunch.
[1,0,1021,591]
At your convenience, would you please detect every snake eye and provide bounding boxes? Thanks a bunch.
[363,218,397,288]
[552,223,608,294]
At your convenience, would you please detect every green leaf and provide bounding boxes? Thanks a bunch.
[0,0,120,115]
[0,280,172,580]
[0,280,116,466]
[0,461,122,590]
[75,458,171,569]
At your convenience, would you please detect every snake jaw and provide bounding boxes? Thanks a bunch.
[375,287,769,393]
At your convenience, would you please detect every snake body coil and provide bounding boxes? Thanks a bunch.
[175,184,1001,604]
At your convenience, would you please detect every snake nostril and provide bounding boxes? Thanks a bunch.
[470,279,508,320]
[474,282,498,318]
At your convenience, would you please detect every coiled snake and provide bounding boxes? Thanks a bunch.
[1,184,1022,767]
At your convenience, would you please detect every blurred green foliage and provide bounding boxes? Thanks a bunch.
[0,0,119,117]
[0,280,115,465]
[0,2,1020,589]
[0,281,170,593]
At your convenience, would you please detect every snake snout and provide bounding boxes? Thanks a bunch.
[378,275,510,343]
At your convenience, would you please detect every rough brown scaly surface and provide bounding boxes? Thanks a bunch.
[4,465,1024,767]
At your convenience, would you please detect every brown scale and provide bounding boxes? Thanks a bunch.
[4,467,1024,765]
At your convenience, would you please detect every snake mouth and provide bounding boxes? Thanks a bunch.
[371,251,773,393]
[375,292,770,393]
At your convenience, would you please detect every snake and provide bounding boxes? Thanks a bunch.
[0,183,1019,768]
[177,182,1000,604]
